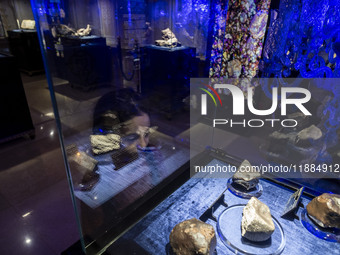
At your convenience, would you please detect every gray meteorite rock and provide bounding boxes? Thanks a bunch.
[90,134,121,155]
[232,160,261,190]
[307,193,340,229]
[295,125,322,148]
[241,197,275,242]
[169,218,216,255]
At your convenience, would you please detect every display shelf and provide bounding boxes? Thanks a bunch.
[217,204,286,255]
[72,130,189,209]
[107,159,339,255]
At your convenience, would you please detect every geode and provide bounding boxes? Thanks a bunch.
[241,197,275,242]
[232,160,261,190]
[306,193,340,229]
[295,125,322,148]
[169,218,216,255]
[90,134,121,155]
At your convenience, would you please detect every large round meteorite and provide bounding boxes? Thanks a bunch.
[307,193,340,229]
[169,218,216,255]
[241,197,275,242]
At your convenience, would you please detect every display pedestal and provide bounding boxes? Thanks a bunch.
[140,45,197,118]
[0,53,35,142]
[7,29,44,76]
[48,35,111,90]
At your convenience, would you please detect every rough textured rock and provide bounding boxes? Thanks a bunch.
[155,28,179,47]
[75,24,91,36]
[249,11,268,39]
[90,134,121,154]
[307,193,340,228]
[241,197,275,242]
[169,218,216,255]
[295,125,322,148]
[232,160,261,190]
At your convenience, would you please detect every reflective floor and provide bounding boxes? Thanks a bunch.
[0,73,79,255]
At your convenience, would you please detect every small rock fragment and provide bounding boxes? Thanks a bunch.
[241,197,275,242]
[90,134,121,154]
[306,193,340,229]
[155,28,179,47]
[232,160,261,190]
[169,218,216,255]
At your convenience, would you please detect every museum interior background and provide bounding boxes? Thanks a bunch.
[0,0,340,254]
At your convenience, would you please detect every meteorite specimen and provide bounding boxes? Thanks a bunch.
[169,218,216,255]
[155,28,179,47]
[232,160,261,190]
[295,125,322,148]
[241,197,275,242]
[90,134,121,155]
[66,144,99,190]
[306,193,340,229]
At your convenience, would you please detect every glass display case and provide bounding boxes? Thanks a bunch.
[30,0,340,254]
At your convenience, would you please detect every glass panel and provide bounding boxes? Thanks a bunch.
[31,0,212,252]
[31,0,340,253]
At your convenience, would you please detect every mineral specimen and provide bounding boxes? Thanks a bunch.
[249,11,268,39]
[90,134,121,155]
[306,193,340,229]
[75,24,91,37]
[169,218,216,255]
[66,144,99,190]
[241,197,275,242]
[155,28,179,47]
[232,160,261,190]
[295,125,322,148]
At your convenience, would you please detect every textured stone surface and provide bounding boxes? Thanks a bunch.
[295,125,322,147]
[155,28,179,47]
[75,24,91,36]
[169,218,216,255]
[307,193,340,228]
[90,134,121,155]
[232,160,260,190]
[241,197,275,242]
